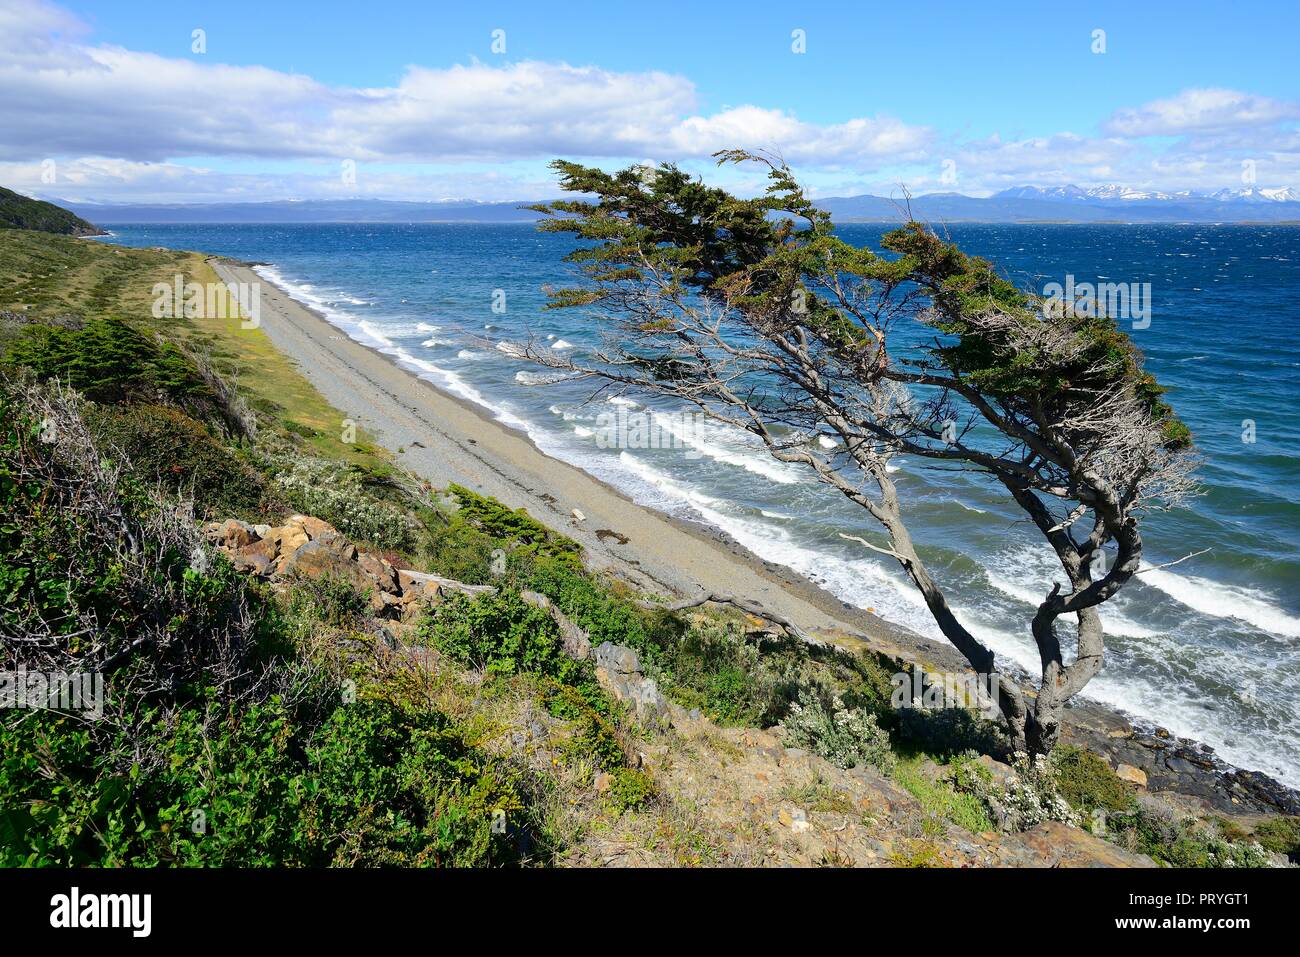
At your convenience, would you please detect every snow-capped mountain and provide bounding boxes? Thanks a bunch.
[1209,186,1300,203]
[994,185,1090,201]
[995,183,1299,204]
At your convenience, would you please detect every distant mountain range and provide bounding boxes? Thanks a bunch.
[816,184,1300,224]
[43,183,1300,226]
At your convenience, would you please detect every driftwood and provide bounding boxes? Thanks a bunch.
[634,592,820,646]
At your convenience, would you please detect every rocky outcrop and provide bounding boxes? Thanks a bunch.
[639,715,1153,868]
[593,641,669,729]
[204,515,487,623]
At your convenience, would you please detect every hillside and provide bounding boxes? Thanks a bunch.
[0,186,105,236]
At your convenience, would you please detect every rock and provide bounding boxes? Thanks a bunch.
[367,589,402,619]
[397,568,492,599]
[594,642,640,675]
[284,514,338,541]
[594,772,612,793]
[280,539,372,593]
[229,537,277,577]
[777,806,811,834]
[1115,764,1148,787]
[1014,821,1152,867]
[397,568,438,595]
[272,526,310,559]
[592,641,668,728]
[358,552,398,593]
[210,518,257,549]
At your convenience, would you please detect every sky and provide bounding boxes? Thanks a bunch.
[2,0,1298,204]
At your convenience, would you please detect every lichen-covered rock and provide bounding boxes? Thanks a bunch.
[283,514,337,541]
[593,641,668,729]
[1115,763,1149,787]
[280,539,372,593]
[229,537,277,577]
[208,518,257,549]
[358,552,398,593]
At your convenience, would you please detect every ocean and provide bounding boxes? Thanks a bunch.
[97,221,1300,788]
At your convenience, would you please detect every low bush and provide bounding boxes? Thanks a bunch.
[0,693,524,867]
[418,589,583,685]
[781,692,896,775]
[1251,816,1300,862]
[275,456,416,550]
[1107,804,1278,868]
[87,402,269,518]
[3,316,221,422]
[447,484,582,568]
[1052,745,1136,815]
[418,589,652,813]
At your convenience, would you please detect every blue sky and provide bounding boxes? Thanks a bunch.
[3,0,1299,203]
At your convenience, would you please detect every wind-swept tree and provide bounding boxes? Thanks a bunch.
[523,152,1197,754]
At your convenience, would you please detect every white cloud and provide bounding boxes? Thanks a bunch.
[1104,88,1300,137]
[0,0,926,174]
[667,106,931,163]
[2,2,1297,203]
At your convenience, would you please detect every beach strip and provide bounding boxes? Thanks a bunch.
[209,258,918,650]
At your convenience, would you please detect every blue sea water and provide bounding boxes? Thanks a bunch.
[98,221,1300,788]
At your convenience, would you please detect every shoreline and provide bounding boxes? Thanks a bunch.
[210,255,1300,816]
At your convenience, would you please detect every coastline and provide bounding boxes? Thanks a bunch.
[211,256,1300,817]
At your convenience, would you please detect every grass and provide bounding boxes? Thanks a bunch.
[0,230,389,474]
[780,777,856,814]
[894,756,996,834]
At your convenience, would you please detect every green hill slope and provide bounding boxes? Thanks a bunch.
[0,185,105,236]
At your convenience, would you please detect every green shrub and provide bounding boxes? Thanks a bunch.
[1053,745,1136,814]
[0,695,524,867]
[4,317,210,410]
[418,589,652,812]
[419,589,583,685]
[1107,805,1279,868]
[88,402,268,518]
[1251,816,1300,861]
[606,768,654,813]
[448,484,582,568]
[782,693,896,774]
[418,512,501,584]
